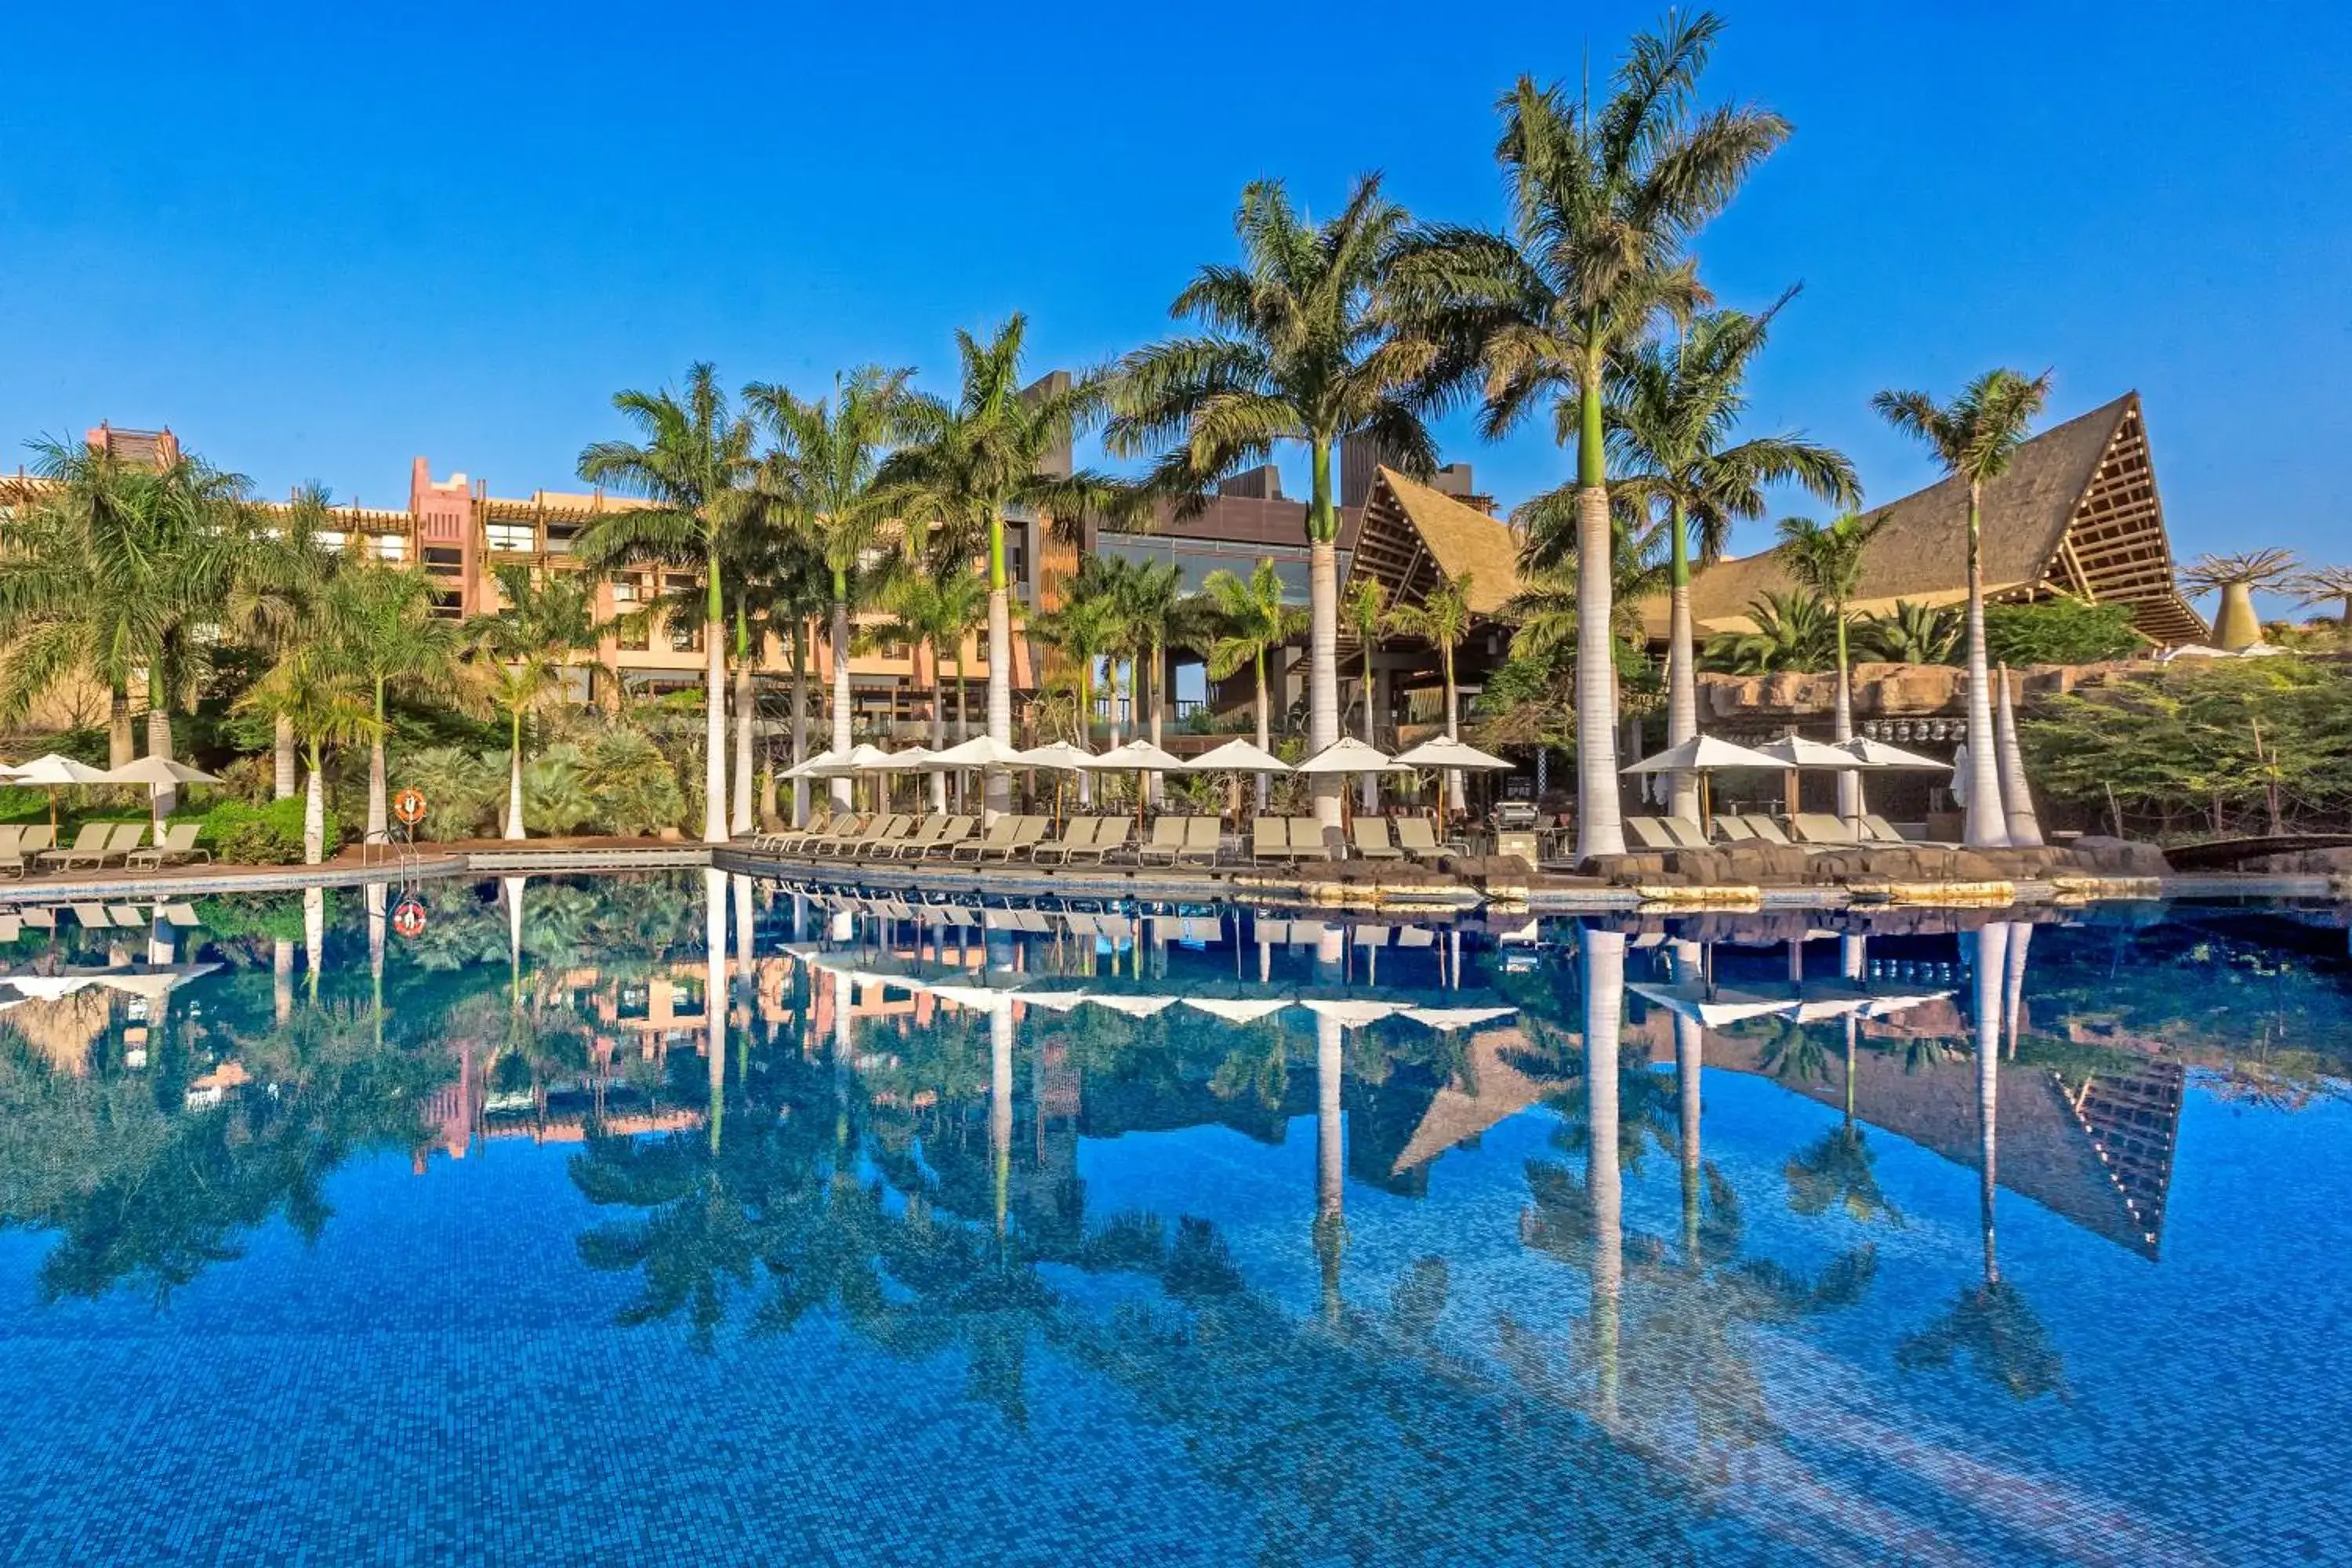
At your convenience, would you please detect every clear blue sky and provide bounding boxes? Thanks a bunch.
[5,1,2347,610]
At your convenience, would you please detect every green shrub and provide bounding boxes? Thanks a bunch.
[579,728,686,835]
[199,797,341,864]
[1983,600,2147,667]
[396,746,503,840]
[524,745,595,836]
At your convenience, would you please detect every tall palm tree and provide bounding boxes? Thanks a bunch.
[1343,575,1389,810]
[1394,12,1786,860]
[236,651,380,865]
[321,563,460,848]
[226,481,349,800]
[744,368,913,810]
[1107,175,1441,832]
[743,533,833,826]
[1873,369,2053,848]
[1606,304,1860,818]
[1775,512,1888,826]
[0,434,249,768]
[1199,560,1307,811]
[1386,575,1475,811]
[575,362,758,844]
[1111,558,1186,797]
[872,564,989,811]
[883,318,1122,818]
[464,566,605,840]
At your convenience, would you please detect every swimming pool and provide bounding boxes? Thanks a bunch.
[0,871,2343,1564]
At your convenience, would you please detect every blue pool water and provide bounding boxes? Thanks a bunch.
[0,872,2347,1564]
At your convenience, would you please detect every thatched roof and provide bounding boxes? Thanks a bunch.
[1642,392,2209,646]
[1350,467,1523,618]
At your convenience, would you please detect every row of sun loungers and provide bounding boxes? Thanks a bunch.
[1624,812,1918,853]
[0,901,202,939]
[751,811,1472,872]
[0,822,214,879]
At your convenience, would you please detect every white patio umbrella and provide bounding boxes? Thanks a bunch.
[102,754,225,837]
[1014,740,1094,770]
[781,749,845,780]
[1393,735,1514,821]
[1085,739,1186,823]
[1754,734,1879,829]
[1621,735,1785,826]
[1295,737,1412,775]
[5,753,114,830]
[1183,737,1291,820]
[1835,735,1947,769]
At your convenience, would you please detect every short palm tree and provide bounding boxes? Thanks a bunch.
[1107,174,1441,833]
[1111,558,1187,776]
[1775,512,1888,825]
[2182,549,2298,652]
[743,368,912,808]
[873,564,989,810]
[1860,601,1960,665]
[236,651,380,865]
[322,563,460,847]
[1344,575,1388,749]
[1392,11,1785,861]
[1199,560,1307,811]
[1873,369,2053,847]
[1605,303,1859,819]
[1702,589,1838,674]
[0,434,247,768]
[1026,575,1123,750]
[575,363,758,843]
[465,566,606,840]
[1386,575,1475,810]
[883,317,1123,817]
[226,481,350,800]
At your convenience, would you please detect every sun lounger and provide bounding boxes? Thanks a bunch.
[160,902,201,927]
[1067,817,1131,864]
[68,904,112,928]
[16,826,53,855]
[1625,816,1679,851]
[0,825,24,880]
[129,822,212,869]
[1657,817,1712,850]
[890,815,950,858]
[19,907,55,930]
[1392,816,1457,863]
[803,813,871,855]
[1352,818,1405,860]
[1790,813,1859,847]
[1713,815,1759,842]
[1744,816,1796,846]
[953,815,1022,861]
[1287,818,1334,862]
[0,914,16,942]
[979,817,1050,861]
[858,816,920,857]
[828,814,908,857]
[761,811,830,852]
[39,822,118,870]
[1137,816,1189,866]
[107,904,143,925]
[1029,817,1102,865]
[1862,813,1914,844]
[911,817,975,858]
[1180,816,1222,866]
[1251,818,1288,865]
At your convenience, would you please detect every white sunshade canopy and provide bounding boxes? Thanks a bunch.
[1185,739,1292,774]
[1754,735,1877,770]
[1399,1005,1519,1032]
[1295,737,1411,775]
[1621,735,1787,775]
[4,754,114,786]
[101,756,226,786]
[825,744,898,774]
[1085,994,1178,1018]
[1303,998,1406,1027]
[927,735,1030,769]
[1085,739,1187,771]
[1836,735,1947,769]
[781,750,846,779]
[1181,997,1292,1025]
[1013,741,1095,771]
[1392,735,1514,771]
[866,746,937,771]
[1015,989,1093,1013]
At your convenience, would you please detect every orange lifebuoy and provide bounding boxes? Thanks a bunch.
[392,898,428,938]
[393,787,428,827]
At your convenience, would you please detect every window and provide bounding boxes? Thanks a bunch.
[669,619,702,654]
[316,530,348,553]
[546,524,580,555]
[371,534,406,562]
[424,546,462,569]
[610,575,641,606]
[486,522,534,553]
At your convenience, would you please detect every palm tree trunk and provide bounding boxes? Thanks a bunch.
[1307,442,1342,831]
[505,708,526,840]
[701,572,728,845]
[985,516,1013,822]
[1584,927,1626,1424]
[1834,611,1860,830]
[829,583,853,811]
[1574,380,1624,862]
[274,717,298,800]
[1254,650,1271,815]
[989,1004,1014,1236]
[304,744,327,865]
[273,938,293,1022]
[927,639,947,812]
[368,678,389,851]
[145,672,178,816]
[1443,646,1464,814]
[1314,1007,1346,1323]
[1076,662,1094,807]
[1666,502,1700,822]
[731,609,754,837]
[1993,663,2044,846]
[955,637,972,813]
[704,868,728,1154]
[1670,938,1704,1267]
[789,619,810,827]
[107,684,132,769]
[1359,640,1380,813]
[1146,635,1166,806]
[1970,921,2009,1286]
[1961,485,2009,848]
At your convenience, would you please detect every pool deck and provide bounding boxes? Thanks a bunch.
[0,838,2334,913]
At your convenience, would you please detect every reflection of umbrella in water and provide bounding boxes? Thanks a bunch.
[1399,1005,1518,1031]
[1084,993,1177,1018]
[1181,997,1290,1025]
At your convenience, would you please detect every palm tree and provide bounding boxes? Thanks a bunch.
[2291,564,2352,626]
[872,564,989,811]
[1112,558,1186,797]
[1026,574,1123,760]
[0,434,249,768]
[321,563,460,848]
[743,368,912,809]
[464,566,605,840]
[1385,575,1475,811]
[883,318,1122,819]
[1775,512,1888,826]
[1860,600,1959,665]
[1343,575,1388,809]
[236,652,379,864]
[1606,304,1860,819]
[2182,549,2298,652]
[575,362,758,844]
[1874,368,2053,847]
[743,533,832,826]
[1107,174,1443,833]
[225,481,349,800]
[1701,589,1838,674]
[1393,12,1786,860]
[1199,560,1306,811]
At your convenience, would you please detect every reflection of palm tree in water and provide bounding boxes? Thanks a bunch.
[1784,1014,1902,1228]
[1898,921,2067,1399]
